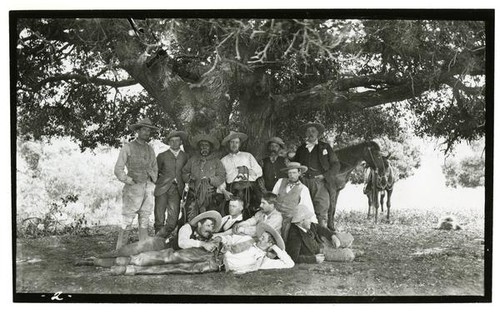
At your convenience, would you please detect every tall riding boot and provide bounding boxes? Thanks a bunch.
[138,227,149,242]
[116,229,130,250]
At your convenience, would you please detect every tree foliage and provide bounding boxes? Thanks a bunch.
[15,16,486,157]
[442,139,485,188]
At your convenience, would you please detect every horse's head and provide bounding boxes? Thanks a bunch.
[363,141,386,175]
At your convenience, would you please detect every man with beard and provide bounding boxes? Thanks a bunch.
[219,131,263,219]
[114,118,159,249]
[182,134,226,222]
[272,162,315,242]
[260,137,288,192]
[291,122,340,229]
[76,211,223,273]
[154,130,189,238]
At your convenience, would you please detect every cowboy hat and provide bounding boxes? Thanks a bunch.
[280,162,308,173]
[189,210,222,233]
[191,134,220,151]
[221,131,248,146]
[256,222,285,251]
[267,137,285,149]
[291,205,316,223]
[165,130,188,143]
[299,122,325,135]
[128,118,160,132]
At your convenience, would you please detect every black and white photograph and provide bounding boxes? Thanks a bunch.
[9,4,493,303]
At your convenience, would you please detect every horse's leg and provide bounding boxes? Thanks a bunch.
[380,190,385,213]
[386,188,392,220]
[327,189,339,231]
[373,188,379,223]
[367,192,371,219]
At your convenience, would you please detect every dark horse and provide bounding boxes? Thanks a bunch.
[326,141,386,229]
[363,154,396,222]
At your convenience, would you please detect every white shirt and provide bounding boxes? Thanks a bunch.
[217,234,295,274]
[305,140,319,152]
[176,224,208,249]
[220,151,263,183]
[272,178,318,224]
[170,149,181,158]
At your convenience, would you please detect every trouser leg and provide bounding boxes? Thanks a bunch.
[137,182,155,241]
[112,258,220,275]
[163,185,181,237]
[306,179,330,226]
[281,216,292,243]
[101,237,169,258]
[130,247,215,266]
[154,193,168,234]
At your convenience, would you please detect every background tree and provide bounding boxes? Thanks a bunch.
[16,16,486,159]
[442,139,485,188]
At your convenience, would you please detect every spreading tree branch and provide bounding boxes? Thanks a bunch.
[37,73,137,89]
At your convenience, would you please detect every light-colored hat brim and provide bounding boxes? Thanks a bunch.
[291,205,315,223]
[166,131,188,142]
[191,134,220,151]
[280,165,308,173]
[221,132,248,146]
[300,122,325,135]
[189,210,222,233]
[256,222,285,251]
[267,137,285,149]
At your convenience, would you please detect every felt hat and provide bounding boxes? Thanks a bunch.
[165,130,188,143]
[291,205,316,223]
[221,131,248,146]
[280,162,308,173]
[128,118,160,132]
[299,122,325,135]
[191,134,220,151]
[189,210,222,233]
[267,137,285,149]
[256,222,285,250]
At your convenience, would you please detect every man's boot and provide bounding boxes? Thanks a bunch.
[138,227,149,241]
[116,228,130,250]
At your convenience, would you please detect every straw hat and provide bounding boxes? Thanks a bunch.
[191,134,220,151]
[267,137,285,149]
[128,118,159,132]
[189,210,222,233]
[165,130,188,143]
[299,122,325,135]
[280,162,308,173]
[256,222,285,250]
[221,131,248,146]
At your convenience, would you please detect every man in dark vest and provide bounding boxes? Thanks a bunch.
[154,130,189,238]
[114,118,159,249]
[260,137,288,192]
[271,162,315,242]
[291,122,340,229]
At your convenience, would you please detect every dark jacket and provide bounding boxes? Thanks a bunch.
[286,223,334,263]
[292,141,340,192]
[154,150,189,197]
[261,156,288,191]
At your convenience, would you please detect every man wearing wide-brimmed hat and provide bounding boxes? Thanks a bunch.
[182,134,226,222]
[291,122,340,229]
[260,137,289,192]
[271,162,315,242]
[214,222,294,274]
[114,118,159,249]
[219,131,263,218]
[77,211,224,275]
[154,130,189,238]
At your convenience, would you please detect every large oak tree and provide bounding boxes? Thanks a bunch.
[15,14,487,159]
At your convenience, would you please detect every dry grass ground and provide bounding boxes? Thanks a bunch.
[15,204,485,298]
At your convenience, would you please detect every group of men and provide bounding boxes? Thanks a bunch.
[81,117,343,275]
